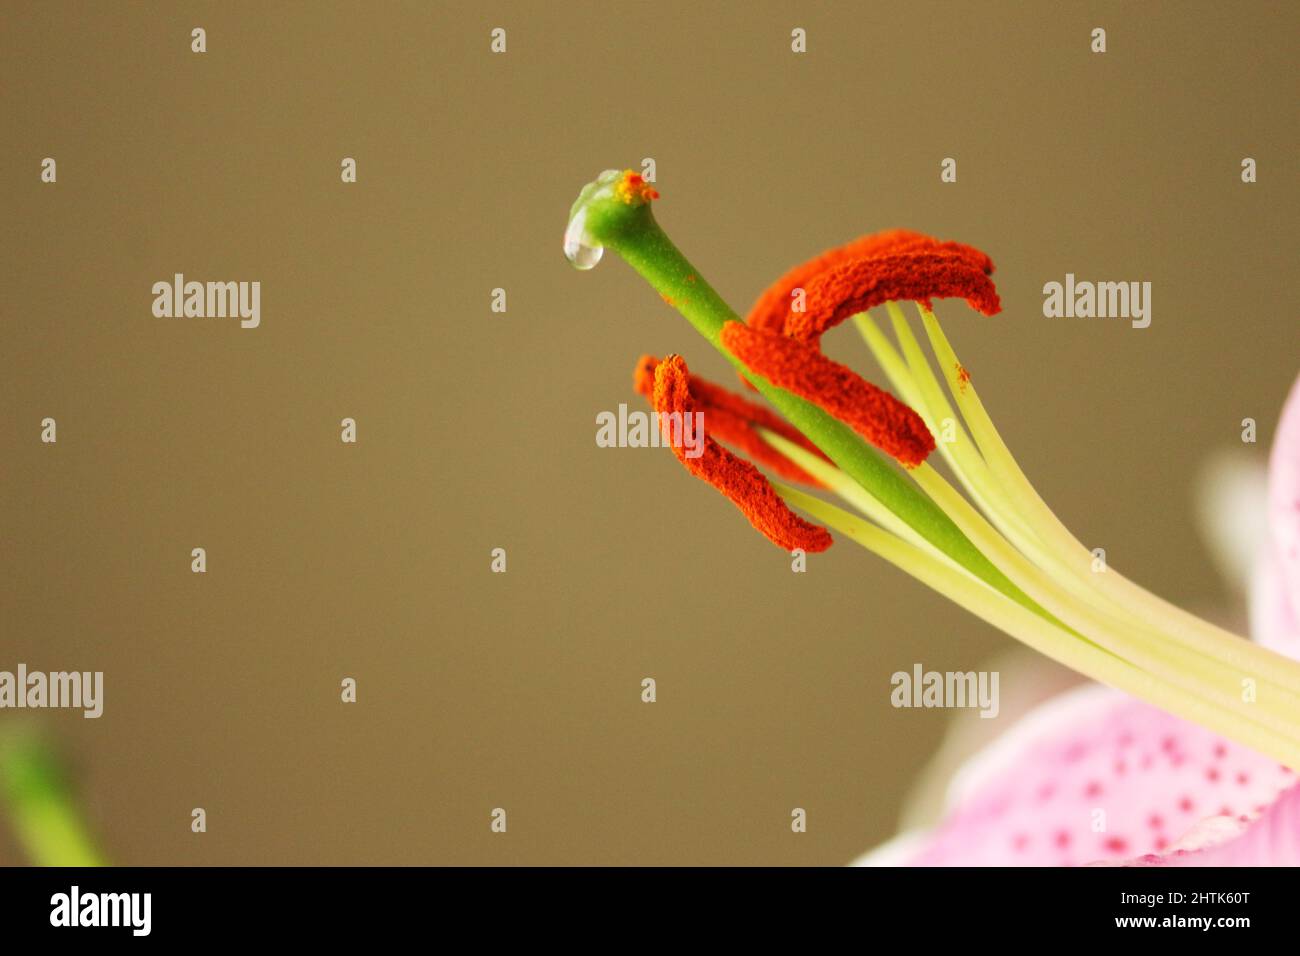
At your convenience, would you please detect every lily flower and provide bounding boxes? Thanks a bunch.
[562,169,1300,794]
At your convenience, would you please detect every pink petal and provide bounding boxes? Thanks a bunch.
[896,685,1293,866]
[1120,781,1300,866]
[1268,373,1300,623]
[1250,546,1300,657]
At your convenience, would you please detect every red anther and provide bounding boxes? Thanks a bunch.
[743,227,993,340]
[634,355,831,487]
[651,355,833,552]
[720,323,936,467]
[787,249,1000,343]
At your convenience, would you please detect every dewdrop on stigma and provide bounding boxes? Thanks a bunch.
[562,168,621,270]
[563,168,660,270]
[563,207,604,270]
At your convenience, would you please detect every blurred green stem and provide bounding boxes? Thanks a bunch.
[0,731,105,866]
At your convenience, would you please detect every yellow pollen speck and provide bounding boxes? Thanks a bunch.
[615,170,660,205]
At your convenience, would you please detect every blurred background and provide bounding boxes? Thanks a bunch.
[1,1,1296,864]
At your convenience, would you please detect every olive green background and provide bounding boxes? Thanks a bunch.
[1,1,1295,865]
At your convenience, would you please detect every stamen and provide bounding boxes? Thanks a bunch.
[745,230,996,338]
[720,322,936,467]
[634,354,830,486]
[651,355,833,552]
[787,250,1001,344]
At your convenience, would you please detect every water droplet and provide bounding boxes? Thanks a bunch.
[563,208,603,270]
[563,169,622,271]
